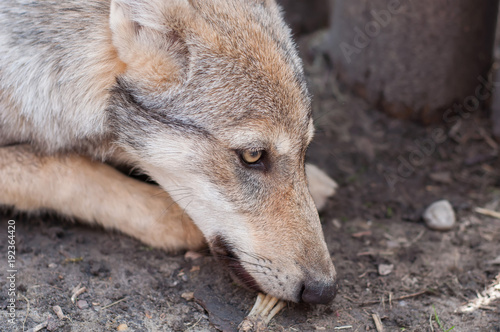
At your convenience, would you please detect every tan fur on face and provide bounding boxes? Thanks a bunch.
[105,1,334,302]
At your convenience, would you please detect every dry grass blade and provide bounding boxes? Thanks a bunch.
[26,321,47,332]
[360,289,431,306]
[21,293,30,332]
[100,297,127,310]
[474,207,500,220]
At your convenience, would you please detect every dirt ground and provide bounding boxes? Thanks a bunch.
[1,31,500,332]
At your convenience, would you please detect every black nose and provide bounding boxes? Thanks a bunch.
[301,279,339,304]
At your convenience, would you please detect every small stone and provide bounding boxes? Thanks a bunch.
[378,264,394,276]
[423,200,456,231]
[306,163,338,211]
[331,219,342,229]
[48,263,57,269]
[386,240,400,249]
[184,250,203,261]
[429,172,452,184]
[52,305,65,320]
[117,323,128,331]
[77,300,89,309]
[181,292,194,301]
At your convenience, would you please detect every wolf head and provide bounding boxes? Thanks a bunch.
[107,0,337,304]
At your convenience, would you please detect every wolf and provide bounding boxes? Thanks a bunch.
[0,0,338,304]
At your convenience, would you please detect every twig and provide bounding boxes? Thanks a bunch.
[372,313,384,332]
[352,231,372,238]
[357,251,394,257]
[20,293,30,332]
[334,326,353,330]
[100,297,127,310]
[58,249,71,259]
[358,269,377,278]
[359,289,431,306]
[26,321,48,332]
[185,317,203,331]
[479,127,499,153]
[53,305,66,320]
[342,295,358,303]
[410,230,425,245]
[70,284,87,303]
[475,207,500,220]
[63,257,83,264]
[479,305,497,311]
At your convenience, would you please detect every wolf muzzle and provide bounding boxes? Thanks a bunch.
[210,235,338,304]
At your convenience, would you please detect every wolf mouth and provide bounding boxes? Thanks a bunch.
[210,235,263,293]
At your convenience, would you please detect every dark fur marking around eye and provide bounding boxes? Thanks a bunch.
[109,78,212,138]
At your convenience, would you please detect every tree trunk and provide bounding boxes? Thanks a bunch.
[328,0,499,124]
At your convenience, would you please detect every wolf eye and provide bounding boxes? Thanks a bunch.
[240,149,263,164]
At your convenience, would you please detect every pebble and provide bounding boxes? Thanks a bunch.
[117,323,128,331]
[181,292,194,301]
[305,163,338,211]
[77,300,89,309]
[423,200,456,231]
[52,305,65,320]
[378,264,394,276]
[331,219,342,229]
[429,172,452,184]
[184,250,203,261]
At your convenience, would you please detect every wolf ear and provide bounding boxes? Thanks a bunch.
[109,0,190,85]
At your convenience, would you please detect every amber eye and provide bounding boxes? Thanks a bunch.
[241,149,263,164]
